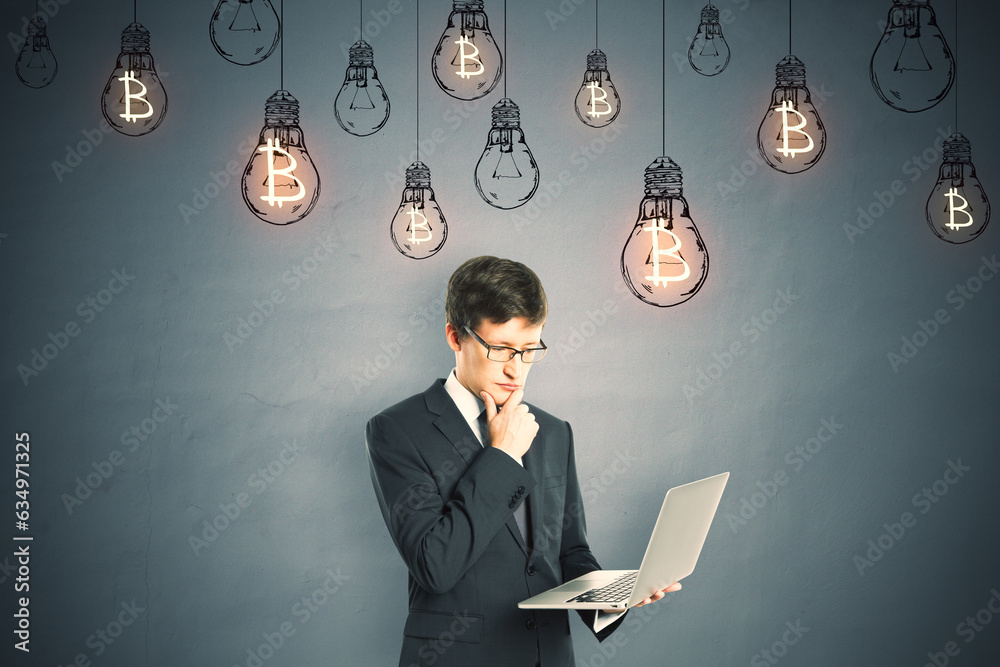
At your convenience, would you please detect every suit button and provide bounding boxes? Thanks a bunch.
[526,619,537,630]
[517,485,525,494]
[526,565,536,576]
[509,500,517,508]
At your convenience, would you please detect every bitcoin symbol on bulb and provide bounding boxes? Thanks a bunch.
[643,219,690,286]
[454,36,483,79]
[117,70,153,122]
[406,206,432,245]
[259,138,305,207]
[776,100,814,158]
[944,187,973,230]
[586,82,612,118]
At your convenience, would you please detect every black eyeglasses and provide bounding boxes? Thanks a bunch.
[464,326,547,363]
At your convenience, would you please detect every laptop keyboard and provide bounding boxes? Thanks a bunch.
[566,571,638,604]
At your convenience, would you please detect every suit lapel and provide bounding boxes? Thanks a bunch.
[522,426,543,557]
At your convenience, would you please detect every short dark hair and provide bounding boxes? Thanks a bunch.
[446,256,547,336]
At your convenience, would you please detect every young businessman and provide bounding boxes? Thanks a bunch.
[366,256,677,667]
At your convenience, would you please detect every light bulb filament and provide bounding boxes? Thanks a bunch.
[406,205,433,244]
[118,70,153,123]
[945,187,973,230]
[586,82,612,118]
[230,3,262,32]
[776,101,814,158]
[453,35,484,79]
[643,219,690,286]
[259,138,306,208]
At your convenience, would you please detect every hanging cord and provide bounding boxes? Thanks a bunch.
[360,0,362,34]
[661,0,665,155]
[595,0,599,49]
[954,0,959,132]
[503,0,508,98]
[134,0,136,23]
[416,0,420,160]
[280,0,284,89]
[788,0,792,54]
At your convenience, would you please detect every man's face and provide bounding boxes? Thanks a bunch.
[447,316,544,407]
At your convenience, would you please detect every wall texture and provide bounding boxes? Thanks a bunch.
[2,0,998,665]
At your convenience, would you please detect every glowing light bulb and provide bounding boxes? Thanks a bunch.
[242,90,321,226]
[688,3,730,77]
[621,157,709,308]
[573,49,621,128]
[757,55,826,174]
[335,39,390,137]
[925,133,990,244]
[474,98,539,210]
[15,16,57,89]
[390,162,448,259]
[100,23,168,137]
[209,0,280,66]
[870,0,954,113]
[431,0,502,101]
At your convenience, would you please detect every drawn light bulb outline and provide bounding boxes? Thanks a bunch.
[870,0,954,113]
[757,55,826,174]
[431,0,502,100]
[474,98,540,210]
[335,39,390,136]
[620,157,709,308]
[242,89,321,226]
[100,22,167,137]
[15,15,57,88]
[925,133,990,244]
[574,49,621,128]
[209,0,281,66]
[688,2,731,76]
[390,162,447,259]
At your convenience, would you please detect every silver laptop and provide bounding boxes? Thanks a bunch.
[518,471,729,610]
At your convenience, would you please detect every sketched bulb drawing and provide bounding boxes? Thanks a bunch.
[390,162,448,259]
[688,3,730,76]
[621,157,709,308]
[757,55,826,174]
[475,98,540,209]
[870,0,954,113]
[101,23,168,136]
[926,134,990,244]
[335,40,390,137]
[15,16,57,88]
[431,0,502,100]
[242,90,321,226]
[209,0,280,66]
[574,49,621,128]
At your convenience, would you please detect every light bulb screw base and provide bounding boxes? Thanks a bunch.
[700,3,721,22]
[586,49,608,70]
[644,157,683,197]
[121,22,151,54]
[942,134,972,163]
[405,162,432,188]
[348,40,375,67]
[775,55,807,88]
[264,90,301,127]
[27,16,48,36]
[491,98,521,129]
[453,0,484,10]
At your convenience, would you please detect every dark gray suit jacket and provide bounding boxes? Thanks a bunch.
[366,379,624,667]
